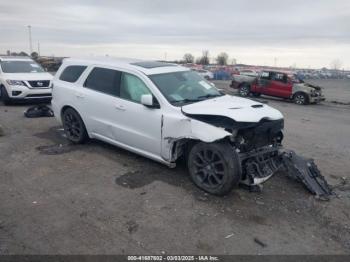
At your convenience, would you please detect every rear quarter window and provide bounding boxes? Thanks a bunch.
[59,65,87,83]
[84,67,121,96]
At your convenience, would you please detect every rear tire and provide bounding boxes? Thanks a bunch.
[293,92,309,105]
[1,85,12,105]
[187,142,241,196]
[62,108,88,144]
[239,83,250,97]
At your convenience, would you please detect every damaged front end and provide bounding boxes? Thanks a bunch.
[230,118,283,187]
[233,119,332,198]
[181,113,333,199]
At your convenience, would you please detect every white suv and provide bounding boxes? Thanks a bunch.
[0,56,53,104]
[52,57,284,195]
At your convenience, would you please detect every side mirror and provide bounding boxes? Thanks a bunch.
[141,94,153,106]
[141,94,159,108]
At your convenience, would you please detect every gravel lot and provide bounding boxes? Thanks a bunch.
[0,79,349,254]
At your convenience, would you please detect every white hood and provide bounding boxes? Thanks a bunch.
[2,72,53,81]
[181,95,283,123]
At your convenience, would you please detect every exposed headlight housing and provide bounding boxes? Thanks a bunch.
[6,80,26,86]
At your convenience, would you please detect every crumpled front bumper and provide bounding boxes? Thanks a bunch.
[309,94,325,103]
[238,145,333,199]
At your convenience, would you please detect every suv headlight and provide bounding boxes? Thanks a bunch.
[6,80,26,86]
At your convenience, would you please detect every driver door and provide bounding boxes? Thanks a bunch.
[266,72,292,98]
[111,72,162,156]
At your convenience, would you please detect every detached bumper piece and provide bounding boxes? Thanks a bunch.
[281,150,333,200]
[238,146,333,199]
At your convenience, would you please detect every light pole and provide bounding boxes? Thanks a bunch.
[27,25,33,55]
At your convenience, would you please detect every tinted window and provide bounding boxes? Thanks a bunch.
[1,60,45,73]
[273,73,288,83]
[59,65,87,82]
[120,73,151,103]
[260,72,270,79]
[84,67,121,96]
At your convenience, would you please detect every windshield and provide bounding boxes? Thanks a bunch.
[0,60,45,73]
[149,71,222,106]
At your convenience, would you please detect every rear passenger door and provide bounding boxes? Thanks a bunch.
[255,71,271,94]
[80,66,162,157]
[79,66,123,139]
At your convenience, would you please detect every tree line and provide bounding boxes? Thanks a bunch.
[183,50,232,65]
[5,50,39,60]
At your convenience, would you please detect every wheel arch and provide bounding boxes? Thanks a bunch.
[60,105,88,129]
[238,82,251,89]
[168,136,232,164]
[60,105,89,142]
[293,91,310,102]
[61,105,77,120]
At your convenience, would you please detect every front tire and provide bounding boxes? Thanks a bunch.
[1,85,12,105]
[187,142,241,196]
[62,108,88,144]
[294,92,309,105]
[239,83,250,97]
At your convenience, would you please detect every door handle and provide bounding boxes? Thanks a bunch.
[115,105,126,111]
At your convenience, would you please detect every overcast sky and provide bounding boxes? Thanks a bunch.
[1,0,349,69]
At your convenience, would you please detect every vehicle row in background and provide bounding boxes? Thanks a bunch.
[183,63,350,80]
[191,68,214,80]
[230,70,325,105]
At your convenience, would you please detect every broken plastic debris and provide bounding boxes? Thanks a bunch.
[225,233,235,239]
[281,150,333,199]
[254,237,267,247]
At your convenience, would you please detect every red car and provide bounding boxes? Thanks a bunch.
[230,71,325,105]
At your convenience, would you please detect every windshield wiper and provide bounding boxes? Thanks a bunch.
[197,93,224,100]
[171,98,201,105]
[171,94,223,105]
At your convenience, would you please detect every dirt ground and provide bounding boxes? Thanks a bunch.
[0,79,349,255]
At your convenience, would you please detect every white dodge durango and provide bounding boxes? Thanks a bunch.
[52,57,284,195]
[0,56,53,104]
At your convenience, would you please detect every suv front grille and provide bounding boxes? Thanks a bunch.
[28,80,50,88]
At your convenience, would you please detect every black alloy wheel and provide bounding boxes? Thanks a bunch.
[188,142,241,196]
[62,108,88,144]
